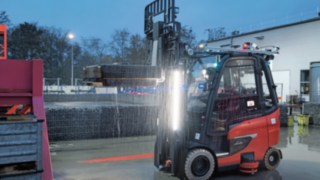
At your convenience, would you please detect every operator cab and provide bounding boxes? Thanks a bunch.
[207,55,278,134]
[183,44,280,178]
[187,44,278,133]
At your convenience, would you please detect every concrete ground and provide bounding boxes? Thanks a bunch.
[51,125,320,180]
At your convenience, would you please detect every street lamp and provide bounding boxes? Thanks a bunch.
[67,32,75,86]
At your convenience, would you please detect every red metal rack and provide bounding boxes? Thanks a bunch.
[0,60,53,180]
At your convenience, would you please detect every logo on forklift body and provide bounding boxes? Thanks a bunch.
[195,133,200,140]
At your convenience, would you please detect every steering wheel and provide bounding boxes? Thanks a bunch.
[216,87,241,112]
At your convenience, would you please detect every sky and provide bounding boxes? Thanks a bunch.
[2,0,320,42]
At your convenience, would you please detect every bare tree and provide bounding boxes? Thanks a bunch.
[8,22,44,60]
[81,37,108,64]
[128,34,148,64]
[109,29,130,64]
[206,27,226,41]
[180,26,197,47]
[0,11,11,25]
[39,27,70,79]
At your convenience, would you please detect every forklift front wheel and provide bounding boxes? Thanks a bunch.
[184,149,215,180]
[263,148,281,170]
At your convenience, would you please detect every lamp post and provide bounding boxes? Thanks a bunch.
[67,32,75,86]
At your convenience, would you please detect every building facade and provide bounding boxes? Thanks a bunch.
[207,18,320,102]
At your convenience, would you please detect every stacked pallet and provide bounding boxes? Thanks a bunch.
[83,64,161,86]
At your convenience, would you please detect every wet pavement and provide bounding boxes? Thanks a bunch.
[51,125,320,180]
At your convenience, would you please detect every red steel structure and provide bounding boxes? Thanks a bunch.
[0,24,53,180]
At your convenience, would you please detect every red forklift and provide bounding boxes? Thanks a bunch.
[153,44,283,179]
[144,0,282,179]
[84,0,282,179]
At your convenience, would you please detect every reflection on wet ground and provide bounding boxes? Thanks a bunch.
[52,125,320,180]
[279,124,320,153]
[276,125,320,180]
[154,169,283,180]
[212,125,320,180]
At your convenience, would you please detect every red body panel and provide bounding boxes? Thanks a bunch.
[267,109,280,146]
[0,60,53,180]
[217,109,280,167]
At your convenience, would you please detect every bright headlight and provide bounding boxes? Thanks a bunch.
[171,70,183,131]
[202,69,207,76]
[198,43,206,49]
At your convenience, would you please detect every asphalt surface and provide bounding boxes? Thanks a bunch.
[51,125,320,180]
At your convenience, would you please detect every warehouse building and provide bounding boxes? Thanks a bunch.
[207,17,320,102]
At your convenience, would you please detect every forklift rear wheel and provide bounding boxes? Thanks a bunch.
[263,148,281,170]
[184,149,215,180]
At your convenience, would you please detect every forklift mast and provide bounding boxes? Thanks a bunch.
[145,1,282,179]
[144,0,189,176]
[144,0,182,68]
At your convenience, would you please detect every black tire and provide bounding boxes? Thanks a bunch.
[184,149,215,180]
[264,148,281,170]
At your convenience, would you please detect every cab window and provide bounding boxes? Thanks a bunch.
[215,59,259,114]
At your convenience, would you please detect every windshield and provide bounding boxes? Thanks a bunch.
[187,55,218,112]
